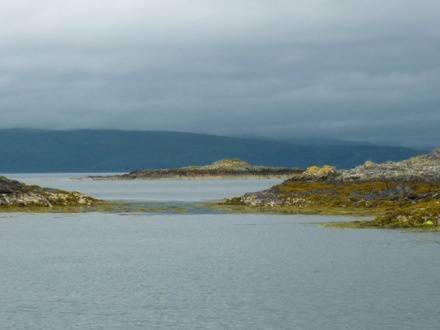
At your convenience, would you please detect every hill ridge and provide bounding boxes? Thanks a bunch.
[0,129,426,173]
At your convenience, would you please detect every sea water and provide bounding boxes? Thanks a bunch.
[1,175,439,330]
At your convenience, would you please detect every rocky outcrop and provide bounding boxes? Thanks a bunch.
[223,150,440,229]
[0,175,99,209]
[82,159,304,180]
[286,150,440,184]
[337,151,440,183]
[301,165,338,180]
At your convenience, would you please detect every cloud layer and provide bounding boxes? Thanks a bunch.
[1,0,439,146]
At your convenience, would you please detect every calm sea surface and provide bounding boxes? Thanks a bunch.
[1,174,440,329]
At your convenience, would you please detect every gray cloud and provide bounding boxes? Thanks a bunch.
[0,0,439,147]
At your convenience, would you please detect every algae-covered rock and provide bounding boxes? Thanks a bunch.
[0,175,99,210]
[222,149,440,230]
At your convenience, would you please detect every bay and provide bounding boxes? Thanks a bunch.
[1,174,439,329]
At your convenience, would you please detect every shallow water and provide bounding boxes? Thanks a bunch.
[1,175,439,329]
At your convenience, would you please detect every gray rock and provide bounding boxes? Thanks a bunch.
[337,150,440,183]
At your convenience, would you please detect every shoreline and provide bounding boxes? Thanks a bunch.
[79,174,296,181]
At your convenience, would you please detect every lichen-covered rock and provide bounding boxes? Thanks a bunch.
[200,159,253,171]
[301,165,338,180]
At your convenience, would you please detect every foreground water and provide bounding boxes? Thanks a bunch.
[1,174,440,329]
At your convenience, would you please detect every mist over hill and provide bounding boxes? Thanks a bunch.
[0,129,426,173]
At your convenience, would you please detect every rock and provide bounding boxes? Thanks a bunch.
[338,149,440,183]
[221,149,440,229]
[363,160,377,169]
[202,159,253,171]
[0,175,99,209]
[82,159,304,180]
[301,165,338,180]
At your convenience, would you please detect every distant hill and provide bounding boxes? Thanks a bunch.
[0,129,426,173]
[271,137,376,146]
[238,135,376,146]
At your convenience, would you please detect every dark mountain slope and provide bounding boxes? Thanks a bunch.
[0,129,425,173]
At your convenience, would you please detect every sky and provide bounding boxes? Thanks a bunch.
[0,0,439,147]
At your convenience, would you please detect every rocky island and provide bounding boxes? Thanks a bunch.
[83,159,304,180]
[0,175,100,211]
[222,150,440,229]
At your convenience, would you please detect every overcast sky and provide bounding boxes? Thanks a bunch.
[0,0,439,147]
